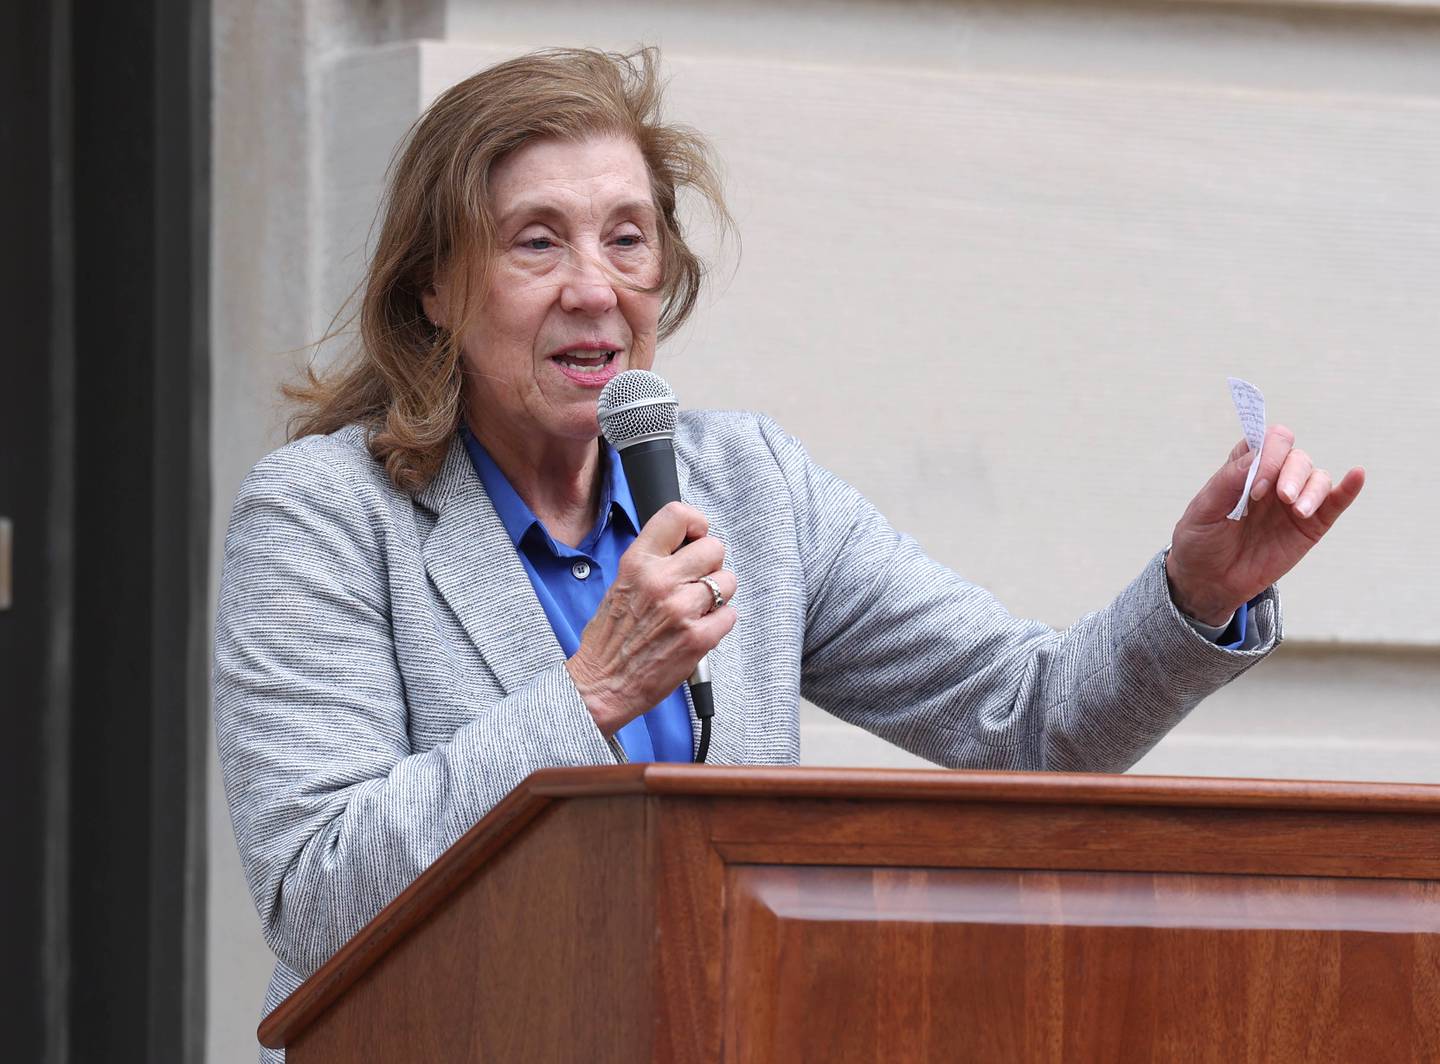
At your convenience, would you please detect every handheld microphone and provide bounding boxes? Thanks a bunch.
[596,370,716,763]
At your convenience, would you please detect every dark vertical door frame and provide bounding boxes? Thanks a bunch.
[2,0,211,1060]
[69,0,212,1059]
[0,1,76,1056]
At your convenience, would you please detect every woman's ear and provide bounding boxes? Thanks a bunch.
[420,283,447,329]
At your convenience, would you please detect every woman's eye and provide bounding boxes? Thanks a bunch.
[521,237,555,252]
[613,233,645,249]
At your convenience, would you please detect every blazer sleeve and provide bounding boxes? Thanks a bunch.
[213,439,616,979]
[756,417,1282,773]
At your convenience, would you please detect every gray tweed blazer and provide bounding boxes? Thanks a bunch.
[214,412,1279,1060]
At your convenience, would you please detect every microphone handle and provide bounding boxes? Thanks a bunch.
[618,438,682,526]
[615,438,717,752]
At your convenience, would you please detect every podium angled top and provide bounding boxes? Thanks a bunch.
[507,762,1440,812]
[259,766,1440,1051]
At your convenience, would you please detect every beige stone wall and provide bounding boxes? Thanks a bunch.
[210,2,1440,1060]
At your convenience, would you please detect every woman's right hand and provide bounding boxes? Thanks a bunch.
[565,501,738,735]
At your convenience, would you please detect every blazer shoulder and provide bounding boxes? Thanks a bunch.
[227,425,411,559]
[675,408,799,465]
[240,425,395,505]
[673,411,835,540]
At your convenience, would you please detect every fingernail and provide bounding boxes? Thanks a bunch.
[1250,478,1270,501]
[1297,498,1316,518]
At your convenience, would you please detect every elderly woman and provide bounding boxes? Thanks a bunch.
[215,47,1362,1058]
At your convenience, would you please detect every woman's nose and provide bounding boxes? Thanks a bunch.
[559,251,620,315]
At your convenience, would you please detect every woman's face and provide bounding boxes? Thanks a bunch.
[430,133,663,452]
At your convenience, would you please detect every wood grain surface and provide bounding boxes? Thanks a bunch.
[264,767,1440,1062]
[285,797,653,1063]
[723,865,1440,1063]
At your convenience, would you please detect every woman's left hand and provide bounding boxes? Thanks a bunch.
[1165,425,1366,626]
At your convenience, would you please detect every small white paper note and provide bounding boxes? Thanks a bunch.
[1226,377,1266,520]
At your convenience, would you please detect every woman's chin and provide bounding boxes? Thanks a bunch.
[545,407,604,445]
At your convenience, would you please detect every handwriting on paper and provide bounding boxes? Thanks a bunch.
[1226,377,1266,520]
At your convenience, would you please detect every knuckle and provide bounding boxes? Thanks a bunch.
[701,538,725,569]
[680,623,708,655]
[636,568,667,601]
[673,501,703,529]
[618,546,648,576]
[638,582,665,609]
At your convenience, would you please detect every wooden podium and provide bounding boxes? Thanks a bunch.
[259,766,1440,1061]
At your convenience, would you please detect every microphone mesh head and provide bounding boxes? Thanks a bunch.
[597,370,679,447]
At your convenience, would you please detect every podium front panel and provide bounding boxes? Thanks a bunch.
[721,864,1440,1062]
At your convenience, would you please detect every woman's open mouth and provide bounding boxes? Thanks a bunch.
[555,350,617,374]
[552,349,620,386]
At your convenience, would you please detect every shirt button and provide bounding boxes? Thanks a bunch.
[571,560,592,581]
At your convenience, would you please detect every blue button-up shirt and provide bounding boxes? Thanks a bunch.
[461,427,695,762]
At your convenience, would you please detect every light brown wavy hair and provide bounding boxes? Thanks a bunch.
[286,46,731,494]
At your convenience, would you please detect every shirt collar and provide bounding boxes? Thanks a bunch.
[459,425,640,550]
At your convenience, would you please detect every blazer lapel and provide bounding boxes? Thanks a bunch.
[417,436,565,695]
[677,450,744,766]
